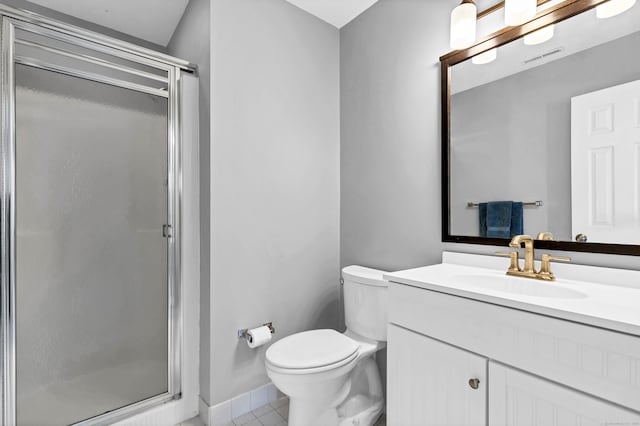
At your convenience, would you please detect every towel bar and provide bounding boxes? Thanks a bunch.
[467,200,543,208]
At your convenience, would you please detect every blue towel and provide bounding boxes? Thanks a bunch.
[487,201,513,238]
[479,203,488,237]
[479,201,524,238]
[510,202,523,236]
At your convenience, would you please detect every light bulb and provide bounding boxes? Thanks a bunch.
[524,25,555,45]
[450,0,477,50]
[596,0,636,18]
[505,0,537,26]
[472,48,497,65]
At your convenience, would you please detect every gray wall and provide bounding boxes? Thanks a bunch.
[340,0,450,271]
[340,0,640,273]
[167,0,212,406]
[209,0,340,404]
[450,31,640,241]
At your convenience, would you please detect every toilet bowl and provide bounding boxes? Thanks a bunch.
[265,266,388,426]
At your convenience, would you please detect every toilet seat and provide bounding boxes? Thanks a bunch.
[266,329,360,373]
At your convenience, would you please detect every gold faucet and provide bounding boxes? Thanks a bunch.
[496,233,571,281]
[509,234,536,277]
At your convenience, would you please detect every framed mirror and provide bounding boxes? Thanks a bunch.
[441,0,640,255]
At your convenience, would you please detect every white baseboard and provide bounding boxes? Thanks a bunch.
[201,383,279,426]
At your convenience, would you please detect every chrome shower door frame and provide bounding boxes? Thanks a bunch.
[0,5,192,424]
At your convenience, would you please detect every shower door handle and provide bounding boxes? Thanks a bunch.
[163,224,173,238]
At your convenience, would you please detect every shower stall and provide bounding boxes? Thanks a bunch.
[0,5,197,425]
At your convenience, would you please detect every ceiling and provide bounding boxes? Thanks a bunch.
[26,0,378,44]
[284,0,379,28]
[26,0,189,46]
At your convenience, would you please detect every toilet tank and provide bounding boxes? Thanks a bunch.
[342,265,389,342]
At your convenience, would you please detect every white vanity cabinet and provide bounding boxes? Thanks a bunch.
[387,324,486,426]
[387,271,640,426]
[489,362,639,426]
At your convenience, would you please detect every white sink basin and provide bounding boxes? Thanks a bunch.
[451,274,588,299]
[383,252,640,336]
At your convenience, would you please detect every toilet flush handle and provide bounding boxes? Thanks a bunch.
[468,378,480,389]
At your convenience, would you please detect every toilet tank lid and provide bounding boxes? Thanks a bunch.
[342,265,388,287]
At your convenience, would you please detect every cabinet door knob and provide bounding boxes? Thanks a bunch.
[468,378,480,389]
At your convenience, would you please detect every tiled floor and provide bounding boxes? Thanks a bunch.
[178,398,386,426]
[226,396,289,426]
[178,396,288,426]
[179,417,206,426]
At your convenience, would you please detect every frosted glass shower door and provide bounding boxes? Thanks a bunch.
[15,64,170,425]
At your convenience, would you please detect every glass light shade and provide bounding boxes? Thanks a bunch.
[472,48,497,65]
[450,1,477,50]
[596,0,636,18]
[523,25,555,45]
[505,0,537,26]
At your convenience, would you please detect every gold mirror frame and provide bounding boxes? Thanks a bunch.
[440,0,640,255]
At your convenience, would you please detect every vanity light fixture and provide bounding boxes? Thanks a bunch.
[505,0,537,26]
[450,0,477,49]
[523,24,555,45]
[472,48,497,64]
[596,0,636,18]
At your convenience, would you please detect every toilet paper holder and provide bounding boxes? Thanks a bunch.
[238,322,275,341]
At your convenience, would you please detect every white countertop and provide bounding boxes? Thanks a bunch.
[383,252,640,336]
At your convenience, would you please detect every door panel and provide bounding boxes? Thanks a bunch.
[571,79,640,244]
[387,324,487,426]
[489,362,640,426]
[15,64,169,426]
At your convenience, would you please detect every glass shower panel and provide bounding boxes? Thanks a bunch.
[15,64,169,425]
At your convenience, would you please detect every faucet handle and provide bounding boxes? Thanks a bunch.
[538,254,571,280]
[542,254,571,265]
[495,251,521,273]
[546,255,571,262]
[536,231,554,241]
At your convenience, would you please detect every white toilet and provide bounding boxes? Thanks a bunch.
[265,265,388,426]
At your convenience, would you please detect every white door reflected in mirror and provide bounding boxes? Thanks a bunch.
[571,79,640,245]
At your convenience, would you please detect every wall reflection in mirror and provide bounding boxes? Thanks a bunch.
[450,1,640,245]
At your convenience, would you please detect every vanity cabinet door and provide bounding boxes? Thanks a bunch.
[489,362,640,426]
[387,324,487,426]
